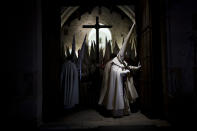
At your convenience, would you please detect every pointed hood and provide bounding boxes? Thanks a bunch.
[113,40,120,55]
[90,40,96,62]
[78,34,87,62]
[131,31,137,57]
[93,40,96,51]
[131,30,137,58]
[82,40,90,74]
[104,39,112,64]
[71,34,77,62]
[84,42,89,62]
[108,40,112,56]
[117,22,135,62]
[90,41,94,55]
[122,37,124,46]
[99,48,104,64]
[93,40,97,58]
[77,34,87,80]
[66,45,70,58]
[71,34,76,56]
[125,37,132,57]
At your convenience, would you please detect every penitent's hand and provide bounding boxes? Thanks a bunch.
[138,62,141,69]
[129,62,141,71]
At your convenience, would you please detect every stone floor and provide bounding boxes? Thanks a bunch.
[40,109,170,130]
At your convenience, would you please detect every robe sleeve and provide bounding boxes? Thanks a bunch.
[120,69,130,77]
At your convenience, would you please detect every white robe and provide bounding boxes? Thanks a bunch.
[98,57,138,113]
[61,61,79,108]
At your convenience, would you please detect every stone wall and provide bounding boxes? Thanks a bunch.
[61,6,134,55]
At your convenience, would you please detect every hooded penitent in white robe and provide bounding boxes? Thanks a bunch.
[98,57,139,116]
[98,22,140,116]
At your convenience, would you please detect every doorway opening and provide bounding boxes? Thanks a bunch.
[41,1,168,129]
[60,5,138,109]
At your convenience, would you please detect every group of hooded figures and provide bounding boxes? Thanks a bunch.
[61,22,141,117]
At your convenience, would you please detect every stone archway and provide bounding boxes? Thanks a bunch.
[60,6,137,60]
[60,5,139,107]
[61,6,135,28]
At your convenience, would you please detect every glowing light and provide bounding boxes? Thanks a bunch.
[88,23,112,50]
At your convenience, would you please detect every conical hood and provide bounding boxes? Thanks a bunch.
[66,45,70,58]
[93,40,96,51]
[82,40,90,75]
[125,37,132,58]
[84,42,89,63]
[99,48,104,64]
[108,40,112,56]
[122,37,124,46]
[90,40,96,62]
[78,34,87,61]
[131,29,137,58]
[71,34,76,56]
[113,40,120,55]
[71,34,78,62]
[103,39,112,64]
[117,22,135,61]
[77,34,87,80]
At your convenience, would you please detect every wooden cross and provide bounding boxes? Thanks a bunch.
[83,16,112,63]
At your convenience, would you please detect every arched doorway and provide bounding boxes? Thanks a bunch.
[60,5,138,108]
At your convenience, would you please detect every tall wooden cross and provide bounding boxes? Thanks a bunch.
[83,16,112,63]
